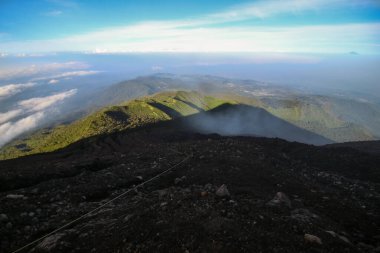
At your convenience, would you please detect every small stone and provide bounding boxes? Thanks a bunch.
[29,212,35,217]
[338,235,350,244]
[6,194,24,199]
[325,231,337,237]
[304,234,322,245]
[215,184,230,197]
[36,233,65,251]
[0,213,8,222]
[160,202,168,207]
[174,178,182,185]
[5,222,12,229]
[200,191,208,197]
[124,214,134,222]
[174,176,186,185]
[204,183,213,190]
[267,192,291,208]
[136,176,143,181]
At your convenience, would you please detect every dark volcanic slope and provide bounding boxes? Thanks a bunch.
[0,129,379,253]
[326,140,380,155]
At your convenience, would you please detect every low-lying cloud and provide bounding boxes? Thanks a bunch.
[0,89,77,147]
[0,112,45,147]
[0,82,36,99]
[48,79,59,84]
[0,109,23,125]
[0,61,90,80]
[18,89,77,111]
[33,70,100,81]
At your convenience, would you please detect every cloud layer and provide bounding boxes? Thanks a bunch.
[32,70,100,81]
[0,61,90,80]
[0,89,77,147]
[0,112,45,147]
[0,82,36,99]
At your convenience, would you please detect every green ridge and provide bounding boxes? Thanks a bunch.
[0,91,227,160]
[0,90,376,160]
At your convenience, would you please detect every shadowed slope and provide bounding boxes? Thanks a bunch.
[179,103,333,145]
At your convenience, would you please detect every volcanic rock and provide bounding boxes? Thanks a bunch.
[215,184,230,197]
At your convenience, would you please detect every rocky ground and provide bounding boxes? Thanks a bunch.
[327,141,380,155]
[0,128,379,253]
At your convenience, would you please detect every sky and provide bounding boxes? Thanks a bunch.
[0,0,380,54]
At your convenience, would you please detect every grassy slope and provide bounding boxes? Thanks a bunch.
[264,97,374,142]
[0,90,375,160]
[207,92,373,142]
[0,91,227,160]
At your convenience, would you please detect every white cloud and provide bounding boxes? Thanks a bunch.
[91,48,109,54]
[0,61,89,80]
[0,89,77,123]
[0,21,378,54]
[151,66,163,71]
[48,79,59,84]
[0,83,36,99]
[1,0,379,54]
[33,70,100,81]
[0,112,45,147]
[0,89,77,147]
[18,89,77,111]
[0,109,23,125]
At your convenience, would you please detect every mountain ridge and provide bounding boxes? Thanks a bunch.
[1,74,379,159]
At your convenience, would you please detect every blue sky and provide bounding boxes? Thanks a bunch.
[0,0,380,54]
